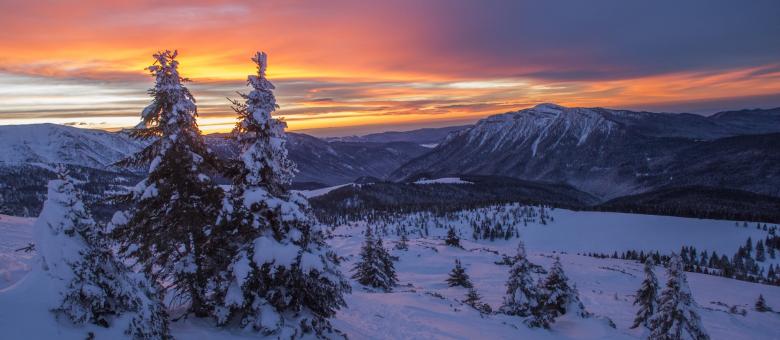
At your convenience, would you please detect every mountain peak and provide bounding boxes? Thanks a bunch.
[531,103,566,114]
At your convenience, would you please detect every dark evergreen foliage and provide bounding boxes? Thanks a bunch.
[631,258,659,329]
[446,259,473,288]
[755,294,770,312]
[445,227,460,247]
[210,52,349,336]
[528,257,588,328]
[500,241,539,317]
[110,50,223,317]
[352,227,397,291]
[648,254,709,340]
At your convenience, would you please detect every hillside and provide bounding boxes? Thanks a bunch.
[0,124,431,217]
[596,186,780,223]
[390,104,780,199]
[2,207,779,339]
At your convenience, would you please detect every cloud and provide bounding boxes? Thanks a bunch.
[0,0,779,135]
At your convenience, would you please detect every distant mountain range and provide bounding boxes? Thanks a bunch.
[390,104,780,199]
[206,132,431,186]
[1,104,779,220]
[0,123,451,216]
[0,123,448,187]
[326,125,470,145]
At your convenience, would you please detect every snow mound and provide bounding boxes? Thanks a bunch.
[414,177,473,185]
[294,183,353,198]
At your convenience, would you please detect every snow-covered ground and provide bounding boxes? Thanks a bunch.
[1,208,780,339]
[413,177,473,185]
[0,215,35,289]
[294,183,353,198]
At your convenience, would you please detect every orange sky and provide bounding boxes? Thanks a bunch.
[1,0,779,136]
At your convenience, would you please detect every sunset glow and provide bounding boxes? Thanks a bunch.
[1,0,778,136]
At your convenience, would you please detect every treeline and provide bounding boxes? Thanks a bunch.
[0,164,141,220]
[583,234,780,286]
[594,186,780,224]
[330,203,553,242]
[311,177,578,225]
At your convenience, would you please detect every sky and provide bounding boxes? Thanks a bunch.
[0,0,779,137]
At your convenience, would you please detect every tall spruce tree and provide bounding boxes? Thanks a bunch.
[528,257,588,328]
[353,227,398,291]
[212,52,350,337]
[649,253,709,340]
[500,241,539,317]
[111,50,223,317]
[446,259,473,288]
[631,258,659,329]
[40,169,169,339]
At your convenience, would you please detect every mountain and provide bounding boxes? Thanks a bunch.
[207,132,430,186]
[0,124,144,169]
[390,104,780,199]
[327,125,470,145]
[0,124,431,216]
[0,123,430,187]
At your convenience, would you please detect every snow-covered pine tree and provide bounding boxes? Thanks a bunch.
[528,257,588,328]
[755,294,770,312]
[648,253,709,340]
[111,50,223,317]
[445,227,460,247]
[352,227,398,291]
[212,52,350,337]
[39,168,169,339]
[631,258,659,329]
[376,235,398,288]
[500,241,539,317]
[447,259,473,288]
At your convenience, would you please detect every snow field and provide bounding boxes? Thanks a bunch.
[2,206,780,339]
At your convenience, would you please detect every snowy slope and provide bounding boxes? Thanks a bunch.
[294,183,354,198]
[0,124,143,168]
[0,215,35,289]
[389,104,780,199]
[2,208,779,339]
[414,177,473,185]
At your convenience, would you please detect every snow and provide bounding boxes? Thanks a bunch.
[294,183,352,198]
[2,206,780,339]
[464,104,617,157]
[414,177,473,185]
[0,123,143,168]
[252,236,299,271]
[534,103,566,114]
[0,215,35,289]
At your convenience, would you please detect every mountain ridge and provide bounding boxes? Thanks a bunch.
[390,104,780,199]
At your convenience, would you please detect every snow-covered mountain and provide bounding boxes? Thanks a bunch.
[390,104,780,199]
[207,132,430,186]
[0,124,431,216]
[0,124,143,169]
[0,124,429,187]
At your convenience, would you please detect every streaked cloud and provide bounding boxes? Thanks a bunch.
[0,0,778,135]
